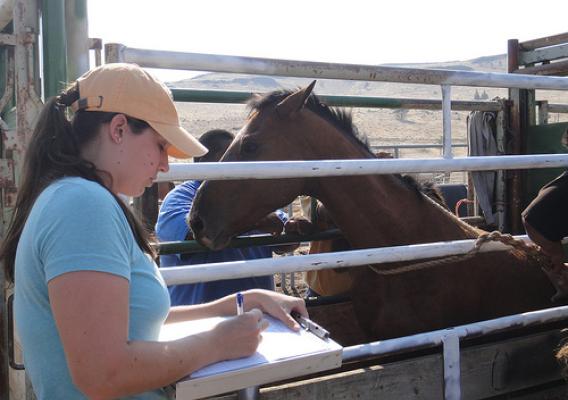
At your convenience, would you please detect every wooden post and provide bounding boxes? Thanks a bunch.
[538,101,549,125]
[507,39,526,234]
[1,273,8,400]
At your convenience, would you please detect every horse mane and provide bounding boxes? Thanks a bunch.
[401,176,449,210]
[248,89,374,157]
[249,89,443,200]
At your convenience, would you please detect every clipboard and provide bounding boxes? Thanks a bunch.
[159,315,343,399]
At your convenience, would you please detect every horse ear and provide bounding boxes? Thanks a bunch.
[275,80,317,118]
[251,92,263,101]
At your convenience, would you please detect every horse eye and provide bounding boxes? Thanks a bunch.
[241,141,258,155]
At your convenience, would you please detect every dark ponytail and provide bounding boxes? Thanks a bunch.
[0,85,155,283]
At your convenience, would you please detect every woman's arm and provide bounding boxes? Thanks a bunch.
[166,289,308,328]
[49,271,266,400]
[523,219,568,300]
[524,221,566,267]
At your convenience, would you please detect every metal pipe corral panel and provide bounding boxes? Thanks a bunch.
[157,154,568,182]
[170,88,504,112]
[42,0,67,98]
[106,44,568,91]
[65,0,89,81]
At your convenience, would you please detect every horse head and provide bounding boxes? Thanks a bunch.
[189,81,323,250]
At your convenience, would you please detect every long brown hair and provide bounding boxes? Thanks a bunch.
[0,84,155,283]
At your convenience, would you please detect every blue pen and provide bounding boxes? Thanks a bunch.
[236,292,244,315]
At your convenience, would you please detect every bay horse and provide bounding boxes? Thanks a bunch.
[189,82,563,344]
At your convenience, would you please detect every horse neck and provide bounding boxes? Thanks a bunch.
[301,128,478,247]
[313,175,478,248]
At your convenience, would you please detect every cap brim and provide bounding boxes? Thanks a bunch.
[148,121,208,159]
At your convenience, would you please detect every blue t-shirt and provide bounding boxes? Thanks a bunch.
[14,177,171,399]
[156,180,286,305]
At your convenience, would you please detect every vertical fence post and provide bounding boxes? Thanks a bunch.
[0,31,11,397]
[89,38,103,67]
[442,332,461,400]
[495,108,507,231]
[12,2,45,397]
[538,100,549,125]
[238,386,259,400]
[105,42,126,63]
[280,273,289,295]
[507,38,527,234]
[441,85,453,160]
[65,0,89,81]
[41,0,67,99]
[1,264,8,400]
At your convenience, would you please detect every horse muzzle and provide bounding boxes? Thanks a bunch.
[189,214,232,251]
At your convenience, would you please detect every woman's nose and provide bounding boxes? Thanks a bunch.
[159,151,170,173]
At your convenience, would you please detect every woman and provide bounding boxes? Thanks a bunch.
[0,63,306,399]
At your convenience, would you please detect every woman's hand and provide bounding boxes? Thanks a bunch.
[243,289,308,331]
[204,292,307,364]
[209,308,268,361]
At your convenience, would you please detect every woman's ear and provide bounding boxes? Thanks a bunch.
[108,114,129,144]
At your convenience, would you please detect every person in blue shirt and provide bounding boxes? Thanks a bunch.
[0,64,307,400]
[522,170,568,301]
[156,129,297,305]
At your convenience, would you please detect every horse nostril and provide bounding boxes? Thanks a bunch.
[190,215,204,237]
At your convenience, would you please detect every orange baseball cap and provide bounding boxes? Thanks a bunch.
[71,63,207,158]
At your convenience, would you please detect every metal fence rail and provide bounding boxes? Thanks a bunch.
[106,43,568,90]
[161,236,530,285]
[342,305,568,400]
[157,154,568,182]
[170,88,505,111]
[108,44,567,160]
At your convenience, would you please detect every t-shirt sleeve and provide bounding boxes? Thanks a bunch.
[522,171,568,242]
[38,184,133,282]
[155,181,196,242]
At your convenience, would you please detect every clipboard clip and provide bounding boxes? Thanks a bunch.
[291,311,330,340]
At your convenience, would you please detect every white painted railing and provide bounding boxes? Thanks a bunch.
[161,236,529,285]
[106,44,568,400]
[342,305,568,399]
[106,44,568,91]
[157,154,568,182]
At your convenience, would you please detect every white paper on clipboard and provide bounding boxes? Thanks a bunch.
[159,314,342,399]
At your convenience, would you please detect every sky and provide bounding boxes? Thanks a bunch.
[88,0,567,82]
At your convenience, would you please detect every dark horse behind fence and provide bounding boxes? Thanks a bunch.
[189,81,564,345]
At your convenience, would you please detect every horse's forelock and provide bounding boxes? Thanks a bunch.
[247,90,291,113]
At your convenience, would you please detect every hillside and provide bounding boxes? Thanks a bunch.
[170,53,509,95]
[170,53,568,175]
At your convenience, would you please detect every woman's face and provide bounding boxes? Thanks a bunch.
[114,126,170,197]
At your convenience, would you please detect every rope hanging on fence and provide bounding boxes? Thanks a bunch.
[368,231,551,276]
